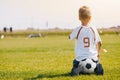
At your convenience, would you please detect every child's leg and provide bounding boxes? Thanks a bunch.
[94,63,104,75]
[70,59,82,76]
[92,57,104,75]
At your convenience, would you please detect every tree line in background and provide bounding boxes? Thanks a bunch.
[0,26,120,38]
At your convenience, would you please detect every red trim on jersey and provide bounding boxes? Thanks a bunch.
[76,26,96,42]
[76,27,83,39]
[90,27,96,41]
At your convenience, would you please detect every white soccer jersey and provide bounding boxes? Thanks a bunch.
[69,25,102,61]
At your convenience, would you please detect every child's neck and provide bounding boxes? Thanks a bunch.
[81,19,90,27]
[82,22,89,26]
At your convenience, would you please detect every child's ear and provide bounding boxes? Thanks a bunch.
[89,16,91,20]
[79,17,81,21]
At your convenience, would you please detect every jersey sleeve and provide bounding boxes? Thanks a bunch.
[69,27,79,40]
[93,27,102,44]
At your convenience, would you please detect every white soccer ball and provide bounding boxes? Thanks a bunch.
[1,35,4,39]
[79,58,97,73]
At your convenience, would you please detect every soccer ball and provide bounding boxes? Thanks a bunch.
[79,58,97,73]
[1,35,4,39]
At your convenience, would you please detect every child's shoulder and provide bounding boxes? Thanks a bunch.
[89,25,97,30]
[74,25,82,30]
[89,25,99,34]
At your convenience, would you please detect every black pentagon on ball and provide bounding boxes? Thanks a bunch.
[86,63,91,69]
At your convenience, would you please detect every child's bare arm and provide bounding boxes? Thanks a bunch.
[97,41,102,59]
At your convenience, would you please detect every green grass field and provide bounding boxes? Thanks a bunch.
[0,34,120,80]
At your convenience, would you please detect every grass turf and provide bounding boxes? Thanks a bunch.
[0,34,120,80]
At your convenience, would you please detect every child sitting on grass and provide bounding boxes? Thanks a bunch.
[69,6,104,76]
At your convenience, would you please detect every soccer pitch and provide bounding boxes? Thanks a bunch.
[0,34,120,80]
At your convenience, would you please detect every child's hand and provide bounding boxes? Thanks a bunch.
[97,54,100,59]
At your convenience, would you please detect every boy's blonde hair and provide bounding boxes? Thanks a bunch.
[79,6,91,20]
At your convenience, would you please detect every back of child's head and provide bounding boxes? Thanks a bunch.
[79,6,91,20]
